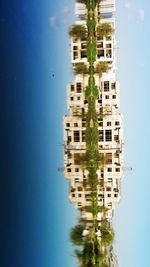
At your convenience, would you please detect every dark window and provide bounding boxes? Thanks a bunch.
[76,82,82,93]
[75,168,79,172]
[99,130,104,142]
[82,131,85,142]
[105,95,109,99]
[71,85,74,92]
[74,131,80,142]
[111,82,116,90]
[107,168,112,172]
[104,81,109,92]
[112,95,116,99]
[70,97,74,101]
[114,135,119,142]
[66,123,70,127]
[107,121,111,126]
[105,130,112,142]
[67,168,71,172]
[114,194,118,198]
[74,153,81,165]
[74,123,78,127]
[107,194,111,197]
[115,121,120,126]
[115,168,120,172]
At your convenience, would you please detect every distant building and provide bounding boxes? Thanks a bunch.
[63,0,123,222]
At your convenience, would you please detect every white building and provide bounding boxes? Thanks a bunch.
[63,0,123,222]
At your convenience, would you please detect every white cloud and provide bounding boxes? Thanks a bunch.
[138,9,145,21]
[63,7,70,14]
[50,16,57,27]
[124,1,132,10]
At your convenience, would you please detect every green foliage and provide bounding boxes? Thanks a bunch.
[95,61,109,76]
[96,23,114,38]
[100,223,115,247]
[73,63,88,75]
[70,224,85,246]
[69,24,87,39]
[87,38,96,63]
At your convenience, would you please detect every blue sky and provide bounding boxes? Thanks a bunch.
[0,0,149,266]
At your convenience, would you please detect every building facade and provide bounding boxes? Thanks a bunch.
[63,0,123,224]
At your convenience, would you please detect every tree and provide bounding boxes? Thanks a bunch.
[96,23,114,38]
[73,63,89,75]
[95,62,109,76]
[69,24,87,39]
[100,223,115,247]
[70,224,85,246]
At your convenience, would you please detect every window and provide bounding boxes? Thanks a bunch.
[81,43,87,49]
[106,43,111,48]
[114,135,119,142]
[74,131,80,142]
[67,136,71,143]
[82,131,85,142]
[105,153,112,164]
[73,46,78,51]
[116,168,120,172]
[72,194,75,197]
[105,130,112,142]
[76,82,82,93]
[107,168,112,172]
[107,122,111,126]
[67,168,71,172]
[75,178,79,183]
[108,178,112,182]
[105,95,109,99]
[97,42,103,48]
[99,121,103,127]
[78,194,82,197]
[78,187,82,191]
[99,130,104,142]
[108,202,112,207]
[97,49,104,58]
[71,85,74,92]
[77,96,80,100]
[112,95,116,99]
[74,153,81,165]
[74,123,78,127]
[114,194,118,198]
[73,52,78,60]
[75,168,79,172]
[70,97,74,101]
[111,82,116,90]
[81,50,87,58]
[66,123,70,127]
[115,121,120,126]
[104,81,109,92]
[107,194,111,197]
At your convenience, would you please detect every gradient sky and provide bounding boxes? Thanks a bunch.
[0,0,150,267]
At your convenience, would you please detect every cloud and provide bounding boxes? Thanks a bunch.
[138,8,145,21]
[63,7,70,14]
[124,1,132,10]
[50,16,57,27]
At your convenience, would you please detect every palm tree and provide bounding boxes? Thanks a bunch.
[70,224,85,246]
[96,23,114,38]
[95,62,109,76]
[73,63,89,75]
[100,223,115,247]
[69,24,87,39]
